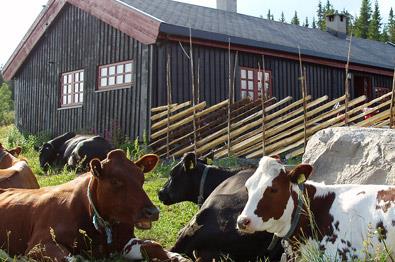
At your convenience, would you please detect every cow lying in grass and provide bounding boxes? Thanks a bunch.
[0,143,39,189]
[0,150,160,260]
[237,156,395,260]
[159,152,283,261]
[38,132,114,171]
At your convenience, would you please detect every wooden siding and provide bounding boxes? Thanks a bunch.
[151,41,393,107]
[14,4,150,140]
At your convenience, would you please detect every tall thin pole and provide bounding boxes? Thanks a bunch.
[189,27,197,155]
[166,51,172,158]
[227,38,232,157]
[260,55,267,156]
[298,47,308,152]
[390,67,395,128]
[344,32,353,125]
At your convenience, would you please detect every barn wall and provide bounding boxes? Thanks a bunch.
[151,41,393,107]
[13,4,151,140]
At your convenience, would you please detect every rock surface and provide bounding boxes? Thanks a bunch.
[302,127,395,185]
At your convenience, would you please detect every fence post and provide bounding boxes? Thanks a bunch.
[390,67,395,128]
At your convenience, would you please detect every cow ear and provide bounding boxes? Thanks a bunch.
[9,147,22,157]
[183,152,197,171]
[107,149,126,160]
[135,154,159,173]
[90,158,102,178]
[289,164,313,185]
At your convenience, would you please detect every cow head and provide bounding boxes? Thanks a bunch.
[0,143,22,168]
[158,152,212,205]
[90,150,160,229]
[38,143,57,171]
[237,156,312,236]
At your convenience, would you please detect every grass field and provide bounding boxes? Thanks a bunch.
[1,125,393,262]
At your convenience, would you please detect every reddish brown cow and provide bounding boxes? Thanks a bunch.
[0,149,160,261]
[0,143,39,189]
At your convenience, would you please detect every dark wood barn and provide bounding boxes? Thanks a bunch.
[3,0,395,141]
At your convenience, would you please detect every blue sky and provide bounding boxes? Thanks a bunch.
[0,0,393,67]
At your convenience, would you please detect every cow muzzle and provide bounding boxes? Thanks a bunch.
[236,216,252,232]
[135,206,160,230]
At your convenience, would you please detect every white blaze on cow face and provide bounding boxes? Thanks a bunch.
[237,156,296,236]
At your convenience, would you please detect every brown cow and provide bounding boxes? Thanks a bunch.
[0,149,160,261]
[0,143,39,189]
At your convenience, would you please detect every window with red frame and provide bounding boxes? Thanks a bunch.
[61,70,84,107]
[98,60,133,90]
[240,67,272,100]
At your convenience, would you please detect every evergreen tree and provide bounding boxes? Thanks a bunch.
[291,11,300,25]
[317,0,325,30]
[267,9,272,20]
[381,25,389,42]
[304,17,310,27]
[280,12,286,23]
[367,1,382,40]
[389,8,395,42]
[312,17,317,29]
[354,0,372,38]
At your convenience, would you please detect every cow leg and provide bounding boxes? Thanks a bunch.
[26,242,70,262]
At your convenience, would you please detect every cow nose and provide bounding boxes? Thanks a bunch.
[237,216,251,230]
[143,206,160,221]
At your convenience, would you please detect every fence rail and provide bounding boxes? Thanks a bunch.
[150,92,393,159]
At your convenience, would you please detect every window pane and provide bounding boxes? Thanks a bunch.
[125,63,132,73]
[109,76,115,86]
[63,96,67,105]
[241,80,247,89]
[80,72,84,81]
[258,72,262,81]
[63,75,67,84]
[68,95,72,103]
[109,66,115,75]
[265,72,270,81]
[75,73,79,82]
[248,81,254,89]
[68,74,72,83]
[117,65,124,74]
[63,85,67,94]
[258,82,262,91]
[80,83,84,92]
[249,91,254,97]
[116,75,123,84]
[74,84,79,93]
[80,95,83,103]
[248,71,253,79]
[101,68,107,77]
[75,94,79,103]
[125,74,132,83]
[241,70,246,79]
[101,78,107,87]
[68,85,72,94]
[241,91,247,99]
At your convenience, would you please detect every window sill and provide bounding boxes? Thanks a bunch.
[57,105,83,111]
[95,85,132,93]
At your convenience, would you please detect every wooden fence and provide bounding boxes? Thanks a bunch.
[150,92,394,159]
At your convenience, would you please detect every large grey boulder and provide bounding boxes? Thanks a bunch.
[302,127,395,185]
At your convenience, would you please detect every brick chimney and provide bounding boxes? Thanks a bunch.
[326,13,347,38]
[217,0,237,12]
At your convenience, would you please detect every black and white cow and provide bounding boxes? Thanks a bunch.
[237,156,395,260]
[38,132,113,171]
[159,153,283,261]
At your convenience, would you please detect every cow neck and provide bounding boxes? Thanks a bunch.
[268,183,305,251]
[197,165,211,207]
[87,175,113,245]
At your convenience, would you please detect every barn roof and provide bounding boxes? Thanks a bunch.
[3,0,394,80]
[120,0,395,71]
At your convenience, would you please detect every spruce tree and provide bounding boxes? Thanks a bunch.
[389,8,395,42]
[280,12,286,23]
[381,26,389,42]
[367,1,382,41]
[312,17,317,29]
[317,0,324,30]
[354,0,372,38]
[267,9,272,20]
[304,17,310,27]
[291,11,300,25]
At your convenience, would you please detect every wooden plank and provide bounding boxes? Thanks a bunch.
[151,103,178,113]
[151,101,191,121]
[151,101,206,131]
